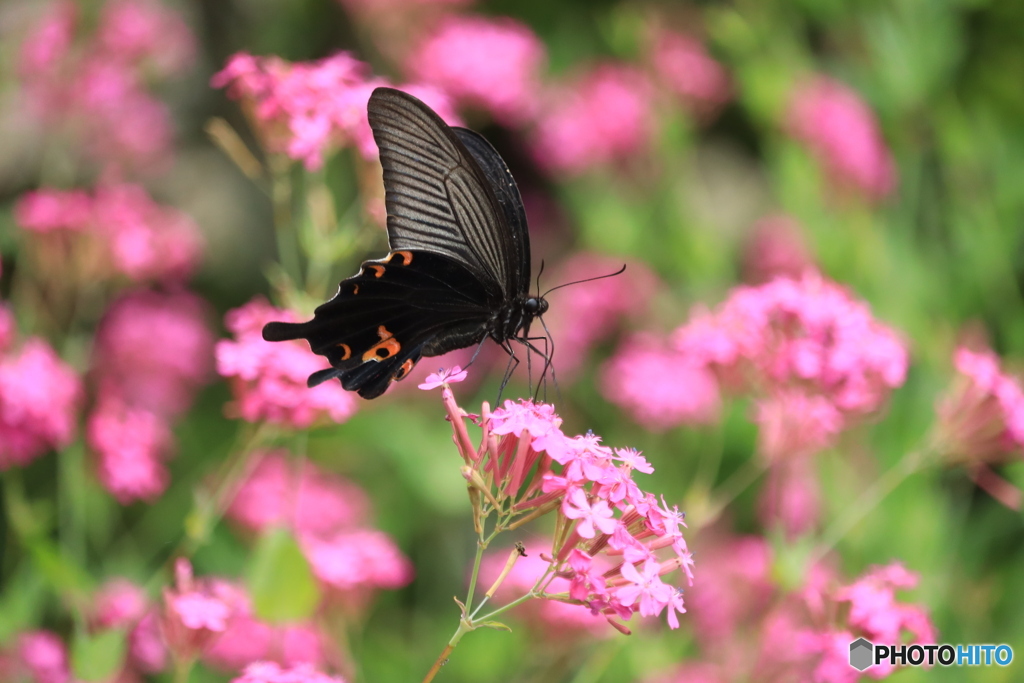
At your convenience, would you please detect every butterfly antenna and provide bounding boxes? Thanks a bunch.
[541,264,627,298]
[535,259,546,297]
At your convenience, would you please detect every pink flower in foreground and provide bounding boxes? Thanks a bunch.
[439,389,691,631]
[87,398,173,503]
[418,365,468,390]
[232,662,346,683]
[0,338,82,470]
[650,31,731,118]
[227,450,368,538]
[601,334,721,431]
[787,76,896,201]
[532,64,654,176]
[93,289,215,418]
[543,253,660,378]
[406,15,545,125]
[215,298,358,427]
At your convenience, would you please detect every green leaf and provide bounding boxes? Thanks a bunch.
[247,527,320,623]
[71,629,126,682]
[477,620,512,632]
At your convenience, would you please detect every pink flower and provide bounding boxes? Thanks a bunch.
[17,2,77,79]
[302,530,414,594]
[542,253,660,378]
[601,333,721,431]
[755,390,844,462]
[227,450,368,538]
[92,579,149,628]
[650,31,731,118]
[0,338,82,470]
[93,290,215,418]
[96,0,195,77]
[16,631,69,683]
[532,64,654,176]
[674,272,908,419]
[215,298,358,427]
[418,365,468,390]
[87,398,173,504]
[758,455,822,537]
[616,558,674,618]
[206,619,329,672]
[406,16,545,125]
[213,52,461,169]
[562,488,618,539]
[232,662,346,683]
[938,346,1024,461]
[337,0,469,13]
[129,611,168,673]
[787,76,897,201]
[438,390,692,630]
[14,185,204,285]
[162,559,239,660]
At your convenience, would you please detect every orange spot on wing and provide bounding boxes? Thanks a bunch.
[366,264,385,278]
[351,284,359,295]
[395,359,415,381]
[336,343,351,361]
[387,250,414,266]
[362,325,401,361]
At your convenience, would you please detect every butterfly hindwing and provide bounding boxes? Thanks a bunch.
[262,251,494,398]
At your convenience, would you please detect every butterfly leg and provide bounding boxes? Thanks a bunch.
[496,339,521,404]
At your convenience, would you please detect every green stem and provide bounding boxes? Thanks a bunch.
[701,456,769,528]
[810,449,927,565]
[464,538,487,614]
[272,164,302,287]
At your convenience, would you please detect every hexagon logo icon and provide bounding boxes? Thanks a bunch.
[849,638,873,672]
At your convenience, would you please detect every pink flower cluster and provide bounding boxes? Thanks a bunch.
[215,299,358,427]
[938,346,1024,462]
[531,64,654,176]
[433,383,693,631]
[0,337,82,470]
[92,290,215,418]
[670,273,907,534]
[787,76,897,201]
[15,184,204,285]
[543,253,659,378]
[654,536,935,683]
[87,398,173,503]
[162,559,336,672]
[674,272,909,454]
[212,52,460,170]
[406,16,546,125]
[601,334,721,431]
[649,30,731,118]
[227,451,413,600]
[16,0,195,171]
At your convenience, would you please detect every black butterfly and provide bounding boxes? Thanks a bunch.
[261,87,549,399]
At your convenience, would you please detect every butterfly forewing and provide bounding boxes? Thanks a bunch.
[368,88,524,298]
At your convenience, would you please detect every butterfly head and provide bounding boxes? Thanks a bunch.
[524,296,549,317]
